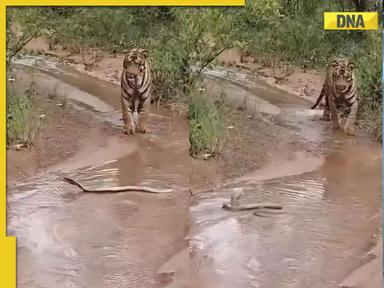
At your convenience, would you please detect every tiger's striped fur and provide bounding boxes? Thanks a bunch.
[311,58,358,135]
[121,48,152,134]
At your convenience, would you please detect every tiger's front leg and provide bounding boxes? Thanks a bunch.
[320,109,331,121]
[137,109,150,134]
[121,96,136,135]
[136,97,151,134]
[320,91,331,121]
[343,100,358,136]
[328,96,341,130]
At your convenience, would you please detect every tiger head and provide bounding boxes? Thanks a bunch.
[330,58,355,95]
[123,48,149,81]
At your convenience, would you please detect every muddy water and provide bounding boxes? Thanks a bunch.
[191,67,382,287]
[9,57,189,288]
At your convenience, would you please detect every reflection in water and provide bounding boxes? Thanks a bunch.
[117,149,146,186]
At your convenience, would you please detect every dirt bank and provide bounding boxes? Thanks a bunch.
[7,70,117,185]
[217,47,325,102]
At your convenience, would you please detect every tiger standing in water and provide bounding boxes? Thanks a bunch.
[311,58,358,135]
[121,48,152,134]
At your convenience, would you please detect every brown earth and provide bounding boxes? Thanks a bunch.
[7,105,115,184]
[217,47,325,102]
[6,75,117,185]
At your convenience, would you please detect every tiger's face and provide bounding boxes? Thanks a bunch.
[123,48,149,81]
[330,59,355,95]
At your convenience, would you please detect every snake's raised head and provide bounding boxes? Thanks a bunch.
[230,187,243,207]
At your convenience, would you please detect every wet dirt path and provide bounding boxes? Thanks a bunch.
[191,67,382,288]
[9,57,190,288]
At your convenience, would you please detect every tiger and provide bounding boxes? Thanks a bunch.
[311,58,358,135]
[121,48,152,134]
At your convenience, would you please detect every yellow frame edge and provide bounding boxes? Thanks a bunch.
[1,2,17,288]
[6,0,245,6]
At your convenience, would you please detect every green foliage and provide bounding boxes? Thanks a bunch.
[6,81,40,147]
[280,0,322,16]
[235,1,373,67]
[6,8,47,64]
[355,31,382,141]
[149,8,239,101]
[239,0,282,29]
[188,93,225,157]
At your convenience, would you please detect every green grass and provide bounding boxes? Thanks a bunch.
[188,93,226,158]
[354,31,382,141]
[6,82,40,147]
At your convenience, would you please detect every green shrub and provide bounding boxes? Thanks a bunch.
[188,93,225,157]
[355,31,382,141]
[6,82,40,147]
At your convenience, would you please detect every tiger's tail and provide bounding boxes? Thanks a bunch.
[311,86,325,109]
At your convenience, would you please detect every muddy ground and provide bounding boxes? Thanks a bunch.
[5,37,382,288]
[6,93,117,185]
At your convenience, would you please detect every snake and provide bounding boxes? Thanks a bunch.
[222,202,283,211]
[221,188,283,212]
[63,177,172,194]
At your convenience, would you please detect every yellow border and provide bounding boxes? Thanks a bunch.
[7,0,245,5]
[1,2,244,288]
[1,2,17,288]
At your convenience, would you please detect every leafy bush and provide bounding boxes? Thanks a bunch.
[188,93,225,157]
[355,31,382,140]
[6,82,40,147]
